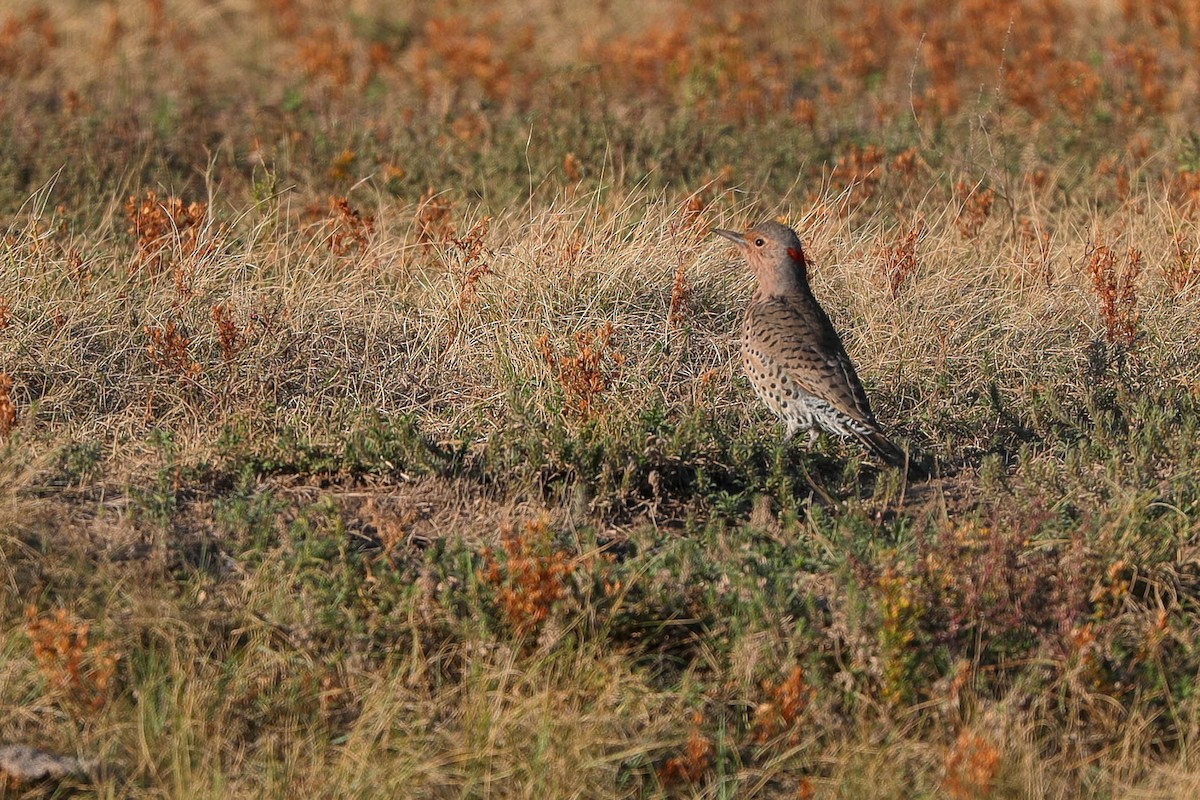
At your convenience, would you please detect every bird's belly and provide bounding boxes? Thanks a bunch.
[741,351,858,438]
[742,352,812,429]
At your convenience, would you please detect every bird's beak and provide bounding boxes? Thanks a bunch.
[711,228,747,247]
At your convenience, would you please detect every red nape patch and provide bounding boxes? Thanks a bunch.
[787,246,804,262]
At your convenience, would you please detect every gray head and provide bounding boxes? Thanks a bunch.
[712,220,808,294]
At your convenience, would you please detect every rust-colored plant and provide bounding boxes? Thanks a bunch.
[408,13,527,105]
[1095,155,1131,204]
[125,190,211,274]
[835,4,893,86]
[0,373,16,436]
[452,216,494,312]
[1111,40,1170,120]
[258,0,301,38]
[657,714,715,786]
[327,149,357,181]
[211,304,250,361]
[25,606,118,713]
[879,220,924,299]
[890,147,920,182]
[66,248,91,298]
[327,196,375,255]
[537,322,625,419]
[668,256,692,328]
[360,497,422,563]
[548,225,587,272]
[563,152,583,183]
[943,731,1001,800]
[665,208,700,327]
[677,186,717,236]
[1086,242,1141,347]
[833,143,885,199]
[296,25,353,89]
[146,321,201,380]
[1055,60,1102,122]
[752,665,814,744]
[1026,168,1049,191]
[955,180,995,239]
[0,6,57,78]
[791,98,817,128]
[482,518,574,636]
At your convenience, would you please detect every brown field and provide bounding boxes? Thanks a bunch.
[4,0,1200,797]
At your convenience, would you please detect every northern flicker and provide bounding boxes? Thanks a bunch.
[713,220,906,467]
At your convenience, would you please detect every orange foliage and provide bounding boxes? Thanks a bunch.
[125,191,211,274]
[146,321,200,380]
[327,196,375,256]
[668,256,692,328]
[452,216,494,312]
[0,6,56,78]
[482,518,574,636]
[0,373,15,436]
[408,13,530,104]
[955,181,996,239]
[212,304,250,361]
[752,666,815,744]
[1086,242,1141,347]
[537,322,625,420]
[1168,169,1200,217]
[563,152,583,183]
[25,607,118,713]
[879,220,925,299]
[833,143,885,200]
[657,715,715,786]
[943,731,1001,800]
[296,26,353,88]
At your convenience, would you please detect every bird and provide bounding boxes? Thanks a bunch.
[713,220,907,468]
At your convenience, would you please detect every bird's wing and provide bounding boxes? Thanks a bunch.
[745,295,878,427]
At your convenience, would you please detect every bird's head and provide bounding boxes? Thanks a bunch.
[712,220,808,295]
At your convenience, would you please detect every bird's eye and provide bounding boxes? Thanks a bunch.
[754,238,765,247]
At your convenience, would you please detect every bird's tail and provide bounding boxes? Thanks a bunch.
[856,428,909,469]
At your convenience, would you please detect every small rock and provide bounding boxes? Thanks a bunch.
[0,744,95,788]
